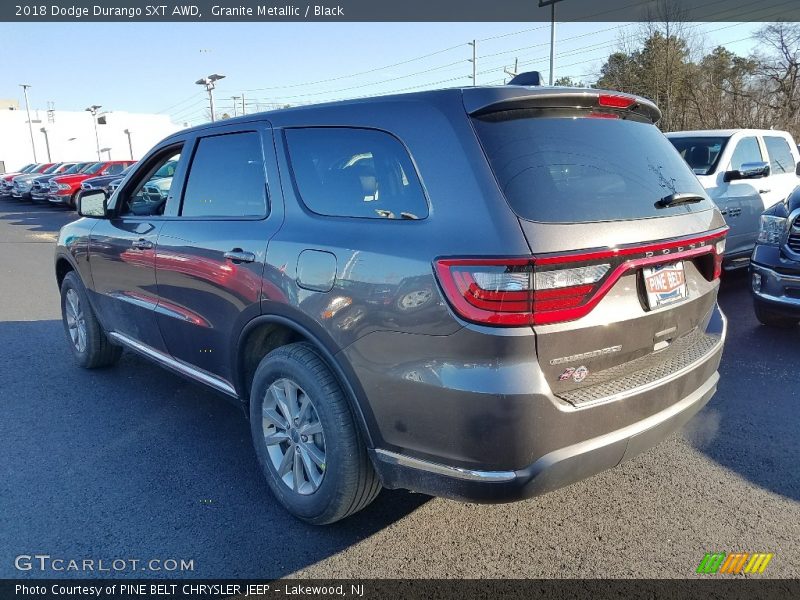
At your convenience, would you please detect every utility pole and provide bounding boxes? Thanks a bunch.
[19,84,37,162]
[240,93,246,115]
[195,73,225,122]
[85,105,102,161]
[39,127,51,162]
[539,0,566,85]
[504,58,519,84]
[468,40,477,86]
[231,96,240,117]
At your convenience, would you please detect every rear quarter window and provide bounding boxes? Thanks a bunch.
[285,127,428,220]
[473,109,713,223]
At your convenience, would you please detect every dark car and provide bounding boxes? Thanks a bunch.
[0,163,38,197]
[750,185,800,327]
[10,162,59,199]
[29,163,88,202]
[79,164,135,195]
[55,77,729,524]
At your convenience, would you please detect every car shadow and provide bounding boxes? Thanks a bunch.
[681,269,799,502]
[0,197,77,235]
[0,319,429,579]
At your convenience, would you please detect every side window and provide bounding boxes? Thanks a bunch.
[181,131,267,218]
[764,136,795,174]
[729,137,762,171]
[285,127,428,220]
[119,149,182,217]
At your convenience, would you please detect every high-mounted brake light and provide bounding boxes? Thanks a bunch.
[598,94,636,109]
[434,229,728,327]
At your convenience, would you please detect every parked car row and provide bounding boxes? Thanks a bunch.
[0,160,135,208]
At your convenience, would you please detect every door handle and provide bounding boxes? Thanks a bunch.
[224,249,256,263]
[132,239,154,250]
[758,189,771,194]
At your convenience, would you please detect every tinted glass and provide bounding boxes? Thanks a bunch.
[84,163,105,175]
[104,163,125,175]
[729,137,763,171]
[42,164,60,174]
[474,110,712,223]
[182,132,267,218]
[764,136,795,174]
[667,136,728,175]
[285,127,428,220]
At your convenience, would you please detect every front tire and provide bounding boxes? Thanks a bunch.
[60,271,122,368]
[249,343,380,524]
[754,300,799,328]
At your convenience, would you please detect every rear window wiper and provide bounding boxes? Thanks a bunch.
[655,192,705,208]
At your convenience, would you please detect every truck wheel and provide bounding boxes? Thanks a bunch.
[754,301,799,328]
[60,272,122,368]
[249,342,380,524]
[69,191,80,210]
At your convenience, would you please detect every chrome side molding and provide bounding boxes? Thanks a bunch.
[108,331,238,398]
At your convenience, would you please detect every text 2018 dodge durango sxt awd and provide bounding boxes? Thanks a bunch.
[55,77,728,524]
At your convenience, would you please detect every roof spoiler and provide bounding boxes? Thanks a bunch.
[465,88,662,123]
[507,71,541,86]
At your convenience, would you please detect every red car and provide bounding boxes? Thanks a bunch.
[48,161,135,208]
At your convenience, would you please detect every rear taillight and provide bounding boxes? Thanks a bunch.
[434,229,728,327]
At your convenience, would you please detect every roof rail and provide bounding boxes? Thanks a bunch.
[507,71,541,86]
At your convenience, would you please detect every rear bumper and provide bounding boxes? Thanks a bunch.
[372,371,718,502]
[362,304,726,503]
[751,263,800,317]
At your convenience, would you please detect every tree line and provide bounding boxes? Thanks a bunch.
[558,21,800,139]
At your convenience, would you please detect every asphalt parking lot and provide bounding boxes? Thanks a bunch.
[0,196,798,579]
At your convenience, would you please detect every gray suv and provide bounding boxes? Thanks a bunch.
[55,78,729,524]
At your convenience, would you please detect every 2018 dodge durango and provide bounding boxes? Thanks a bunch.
[55,79,728,524]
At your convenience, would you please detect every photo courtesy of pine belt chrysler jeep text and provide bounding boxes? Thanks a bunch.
[55,75,729,524]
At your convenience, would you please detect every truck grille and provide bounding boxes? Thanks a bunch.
[787,216,800,254]
[557,328,722,407]
[49,182,59,194]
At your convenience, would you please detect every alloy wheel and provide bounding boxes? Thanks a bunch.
[262,378,326,495]
[64,288,87,353]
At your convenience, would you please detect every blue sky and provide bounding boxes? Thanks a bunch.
[0,21,760,125]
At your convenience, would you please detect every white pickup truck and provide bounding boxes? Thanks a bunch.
[667,129,800,269]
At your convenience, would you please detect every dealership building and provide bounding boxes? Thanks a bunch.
[0,101,180,173]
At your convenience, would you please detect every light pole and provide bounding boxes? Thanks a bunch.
[195,73,225,122]
[85,105,102,161]
[123,128,134,160]
[39,127,51,162]
[19,84,37,162]
[100,147,112,161]
[539,0,566,85]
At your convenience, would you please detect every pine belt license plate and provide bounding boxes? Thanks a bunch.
[643,261,688,309]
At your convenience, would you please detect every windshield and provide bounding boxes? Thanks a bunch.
[472,109,713,223]
[153,160,177,178]
[56,163,76,173]
[20,164,36,173]
[78,163,99,173]
[62,163,88,175]
[42,164,60,174]
[667,136,728,176]
[83,163,105,175]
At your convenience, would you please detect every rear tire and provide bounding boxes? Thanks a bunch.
[60,271,122,368]
[754,301,799,328]
[249,342,380,524]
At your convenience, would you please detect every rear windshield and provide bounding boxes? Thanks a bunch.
[472,109,713,223]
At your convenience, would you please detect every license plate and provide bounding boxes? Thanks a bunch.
[643,261,688,309]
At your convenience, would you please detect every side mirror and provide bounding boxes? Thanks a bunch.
[78,190,109,218]
[724,161,770,182]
